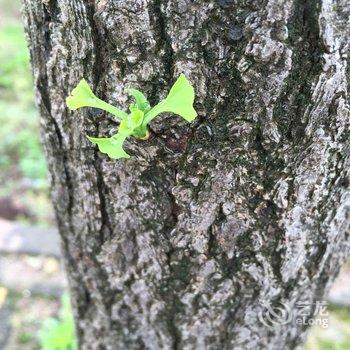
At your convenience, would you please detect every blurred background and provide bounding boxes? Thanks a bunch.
[0,0,349,349]
[0,1,76,349]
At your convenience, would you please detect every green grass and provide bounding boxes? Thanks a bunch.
[0,19,52,225]
[38,294,78,350]
[0,22,46,183]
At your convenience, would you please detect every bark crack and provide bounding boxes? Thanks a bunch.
[274,0,324,142]
[148,0,175,106]
[86,1,114,245]
[152,0,174,81]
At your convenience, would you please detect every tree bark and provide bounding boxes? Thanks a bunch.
[22,0,350,349]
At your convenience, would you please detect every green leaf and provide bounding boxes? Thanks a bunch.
[119,109,144,134]
[88,109,147,159]
[67,74,198,160]
[87,134,130,159]
[162,74,197,121]
[126,88,151,113]
[143,74,197,125]
[66,79,128,120]
[129,109,144,128]
[66,79,95,110]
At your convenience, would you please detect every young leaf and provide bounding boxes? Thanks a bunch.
[87,110,145,159]
[67,74,198,160]
[162,74,197,121]
[143,74,197,125]
[66,79,128,121]
[126,88,151,113]
[87,134,130,159]
[128,109,144,130]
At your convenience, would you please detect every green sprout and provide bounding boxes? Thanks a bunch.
[66,74,197,159]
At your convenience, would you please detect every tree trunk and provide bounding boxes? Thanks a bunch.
[22,0,350,349]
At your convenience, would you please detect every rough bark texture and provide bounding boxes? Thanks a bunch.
[22,0,350,349]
